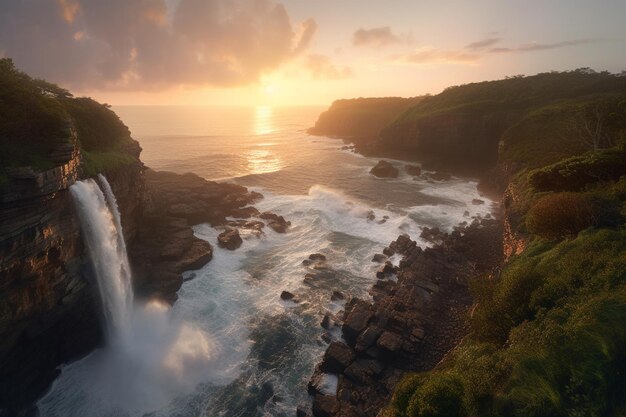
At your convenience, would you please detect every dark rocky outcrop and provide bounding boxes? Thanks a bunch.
[307,219,503,416]
[218,228,243,250]
[369,161,399,178]
[259,212,291,233]
[127,169,264,302]
[404,164,421,176]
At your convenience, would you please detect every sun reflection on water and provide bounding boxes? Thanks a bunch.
[254,105,274,135]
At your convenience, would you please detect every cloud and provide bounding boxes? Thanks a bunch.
[0,0,317,90]
[392,38,603,66]
[392,48,479,65]
[304,54,353,80]
[489,38,600,53]
[353,26,407,48]
[464,37,502,50]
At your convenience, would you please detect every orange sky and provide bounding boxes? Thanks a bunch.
[1,0,625,106]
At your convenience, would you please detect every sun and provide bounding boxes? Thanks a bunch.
[262,83,277,95]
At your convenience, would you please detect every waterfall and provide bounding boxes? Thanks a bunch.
[70,177,134,341]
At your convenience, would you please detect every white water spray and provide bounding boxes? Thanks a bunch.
[70,178,133,341]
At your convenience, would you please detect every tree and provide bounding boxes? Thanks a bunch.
[568,98,625,151]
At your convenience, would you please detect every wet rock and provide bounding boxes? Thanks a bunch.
[342,299,374,345]
[372,253,387,263]
[312,395,340,417]
[217,228,243,250]
[309,253,327,262]
[321,332,333,344]
[344,359,385,385]
[428,171,452,181]
[382,247,395,257]
[376,261,396,279]
[259,212,291,233]
[369,160,399,178]
[405,164,422,176]
[366,210,376,221]
[420,227,445,244]
[472,198,485,205]
[230,206,260,218]
[280,291,296,301]
[321,314,331,329]
[331,291,345,301]
[355,326,383,352]
[464,210,470,217]
[297,405,313,417]
[376,331,403,354]
[320,342,355,373]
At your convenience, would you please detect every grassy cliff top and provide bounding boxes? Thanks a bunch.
[0,58,138,180]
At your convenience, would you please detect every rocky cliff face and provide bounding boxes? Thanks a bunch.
[0,135,144,416]
[378,111,521,175]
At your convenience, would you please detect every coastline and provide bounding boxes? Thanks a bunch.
[304,214,503,417]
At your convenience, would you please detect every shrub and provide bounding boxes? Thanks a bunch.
[528,148,626,192]
[526,192,598,239]
[406,373,466,417]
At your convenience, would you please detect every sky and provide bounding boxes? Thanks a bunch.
[1,0,625,106]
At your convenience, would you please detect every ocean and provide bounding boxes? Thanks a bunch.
[38,106,492,417]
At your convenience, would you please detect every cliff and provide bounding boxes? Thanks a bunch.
[310,70,626,178]
[0,131,144,415]
[308,97,424,152]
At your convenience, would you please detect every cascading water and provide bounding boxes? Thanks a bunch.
[70,178,133,341]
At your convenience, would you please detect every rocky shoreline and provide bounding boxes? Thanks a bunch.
[303,216,503,417]
[129,169,290,303]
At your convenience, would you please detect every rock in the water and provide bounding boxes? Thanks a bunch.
[331,291,345,301]
[260,212,291,233]
[320,341,355,373]
[321,314,331,329]
[217,228,243,250]
[369,160,399,178]
[309,253,327,262]
[312,395,340,417]
[405,164,421,176]
[472,198,485,205]
[382,246,395,257]
[372,253,387,263]
[376,261,396,279]
[428,171,452,181]
[280,290,296,301]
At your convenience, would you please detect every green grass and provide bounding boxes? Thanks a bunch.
[384,226,626,417]
[82,149,137,177]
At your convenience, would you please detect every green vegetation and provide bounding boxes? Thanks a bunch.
[0,58,138,181]
[381,70,626,417]
[309,96,425,139]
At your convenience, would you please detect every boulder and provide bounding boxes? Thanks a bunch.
[320,341,355,373]
[382,246,395,257]
[342,299,374,345]
[309,253,327,262]
[471,198,485,205]
[369,160,399,178]
[217,228,243,250]
[429,171,452,181]
[376,331,403,354]
[280,291,296,301]
[371,253,386,263]
[405,164,422,176]
[260,212,291,233]
[331,291,345,301]
[312,395,340,417]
